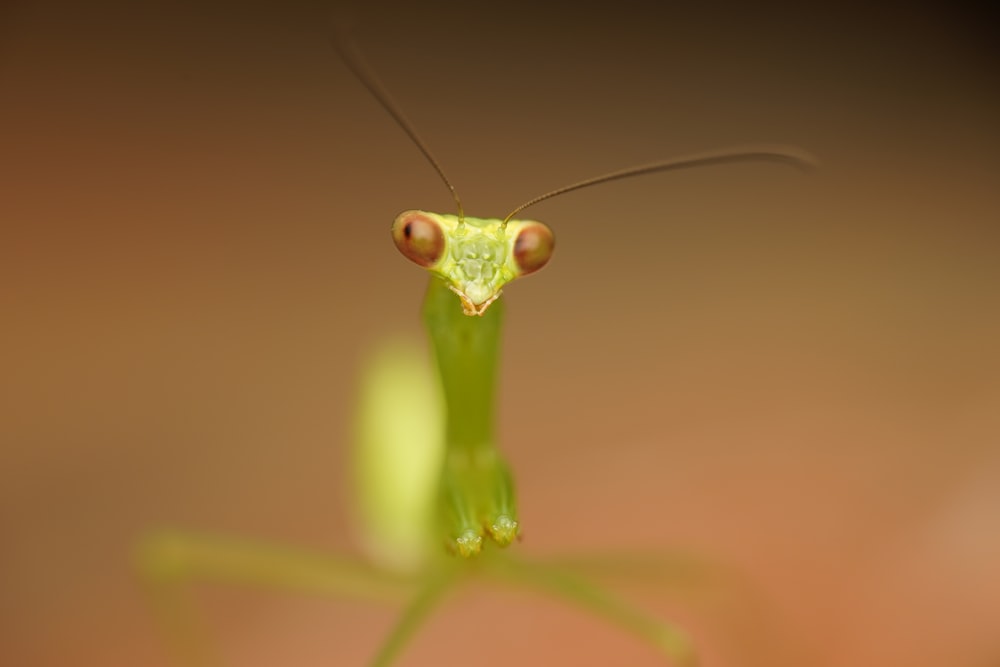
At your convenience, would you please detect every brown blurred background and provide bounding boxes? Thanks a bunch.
[1,1,998,666]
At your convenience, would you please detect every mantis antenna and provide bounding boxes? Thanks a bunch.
[334,31,816,234]
[501,146,818,227]
[332,31,466,225]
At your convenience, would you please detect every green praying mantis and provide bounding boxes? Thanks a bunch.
[138,32,815,667]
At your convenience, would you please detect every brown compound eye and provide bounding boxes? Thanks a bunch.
[512,222,554,275]
[392,211,445,267]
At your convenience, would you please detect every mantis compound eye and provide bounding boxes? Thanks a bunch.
[392,211,445,268]
[512,222,554,275]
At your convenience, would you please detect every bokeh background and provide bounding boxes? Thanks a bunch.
[2,1,998,666]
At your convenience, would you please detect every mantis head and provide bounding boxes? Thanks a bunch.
[392,210,555,316]
[338,31,814,318]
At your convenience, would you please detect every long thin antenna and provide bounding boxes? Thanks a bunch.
[501,146,817,226]
[333,30,465,224]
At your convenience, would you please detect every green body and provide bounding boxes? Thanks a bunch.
[367,210,546,559]
[357,211,534,564]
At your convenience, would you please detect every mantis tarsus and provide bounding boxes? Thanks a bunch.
[138,31,815,667]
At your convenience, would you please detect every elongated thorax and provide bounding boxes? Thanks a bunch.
[422,278,518,556]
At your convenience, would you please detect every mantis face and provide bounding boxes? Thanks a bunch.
[392,210,555,316]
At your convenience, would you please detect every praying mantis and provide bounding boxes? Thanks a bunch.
[138,32,815,667]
